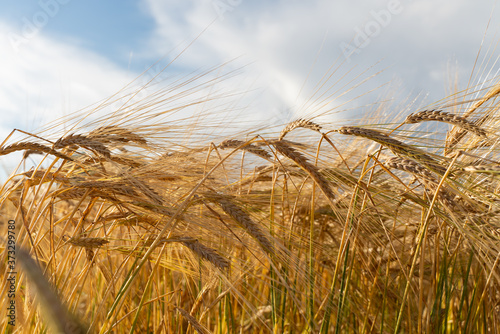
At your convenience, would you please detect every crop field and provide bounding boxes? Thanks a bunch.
[1,28,500,334]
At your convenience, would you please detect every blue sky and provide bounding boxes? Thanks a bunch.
[0,0,154,69]
[0,0,499,177]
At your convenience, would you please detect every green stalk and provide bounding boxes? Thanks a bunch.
[334,242,350,334]
[308,189,316,331]
[394,153,460,333]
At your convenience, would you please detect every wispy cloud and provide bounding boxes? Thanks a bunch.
[0,21,134,138]
[143,0,499,120]
[0,20,136,178]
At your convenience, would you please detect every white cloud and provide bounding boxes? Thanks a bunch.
[0,21,134,141]
[0,21,136,179]
[142,1,357,124]
[143,0,500,122]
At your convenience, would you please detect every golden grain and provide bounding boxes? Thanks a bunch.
[219,139,272,159]
[279,118,322,140]
[0,142,74,161]
[405,109,487,138]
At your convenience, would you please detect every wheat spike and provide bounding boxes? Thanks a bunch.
[89,126,147,145]
[70,179,139,198]
[0,142,74,161]
[175,307,210,334]
[272,140,335,200]
[180,237,230,269]
[66,236,109,248]
[279,118,322,140]
[445,83,500,153]
[212,196,275,254]
[385,157,459,209]
[336,126,447,175]
[383,157,438,182]
[405,109,487,138]
[219,139,272,159]
[54,133,111,158]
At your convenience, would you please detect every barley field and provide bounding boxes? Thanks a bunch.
[1,37,500,334]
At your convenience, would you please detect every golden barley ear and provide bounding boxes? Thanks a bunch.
[219,139,272,159]
[271,139,335,201]
[279,118,322,140]
[175,306,211,334]
[179,237,230,270]
[445,83,500,154]
[405,109,487,138]
[0,142,74,161]
[383,157,459,210]
[54,133,112,158]
[205,194,275,254]
[14,244,88,334]
[88,125,148,145]
[335,126,448,175]
[383,157,438,182]
[65,236,110,248]
[142,234,230,269]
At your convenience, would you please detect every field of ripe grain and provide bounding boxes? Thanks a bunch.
[1,46,500,334]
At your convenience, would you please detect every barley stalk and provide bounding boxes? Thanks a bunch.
[464,165,500,174]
